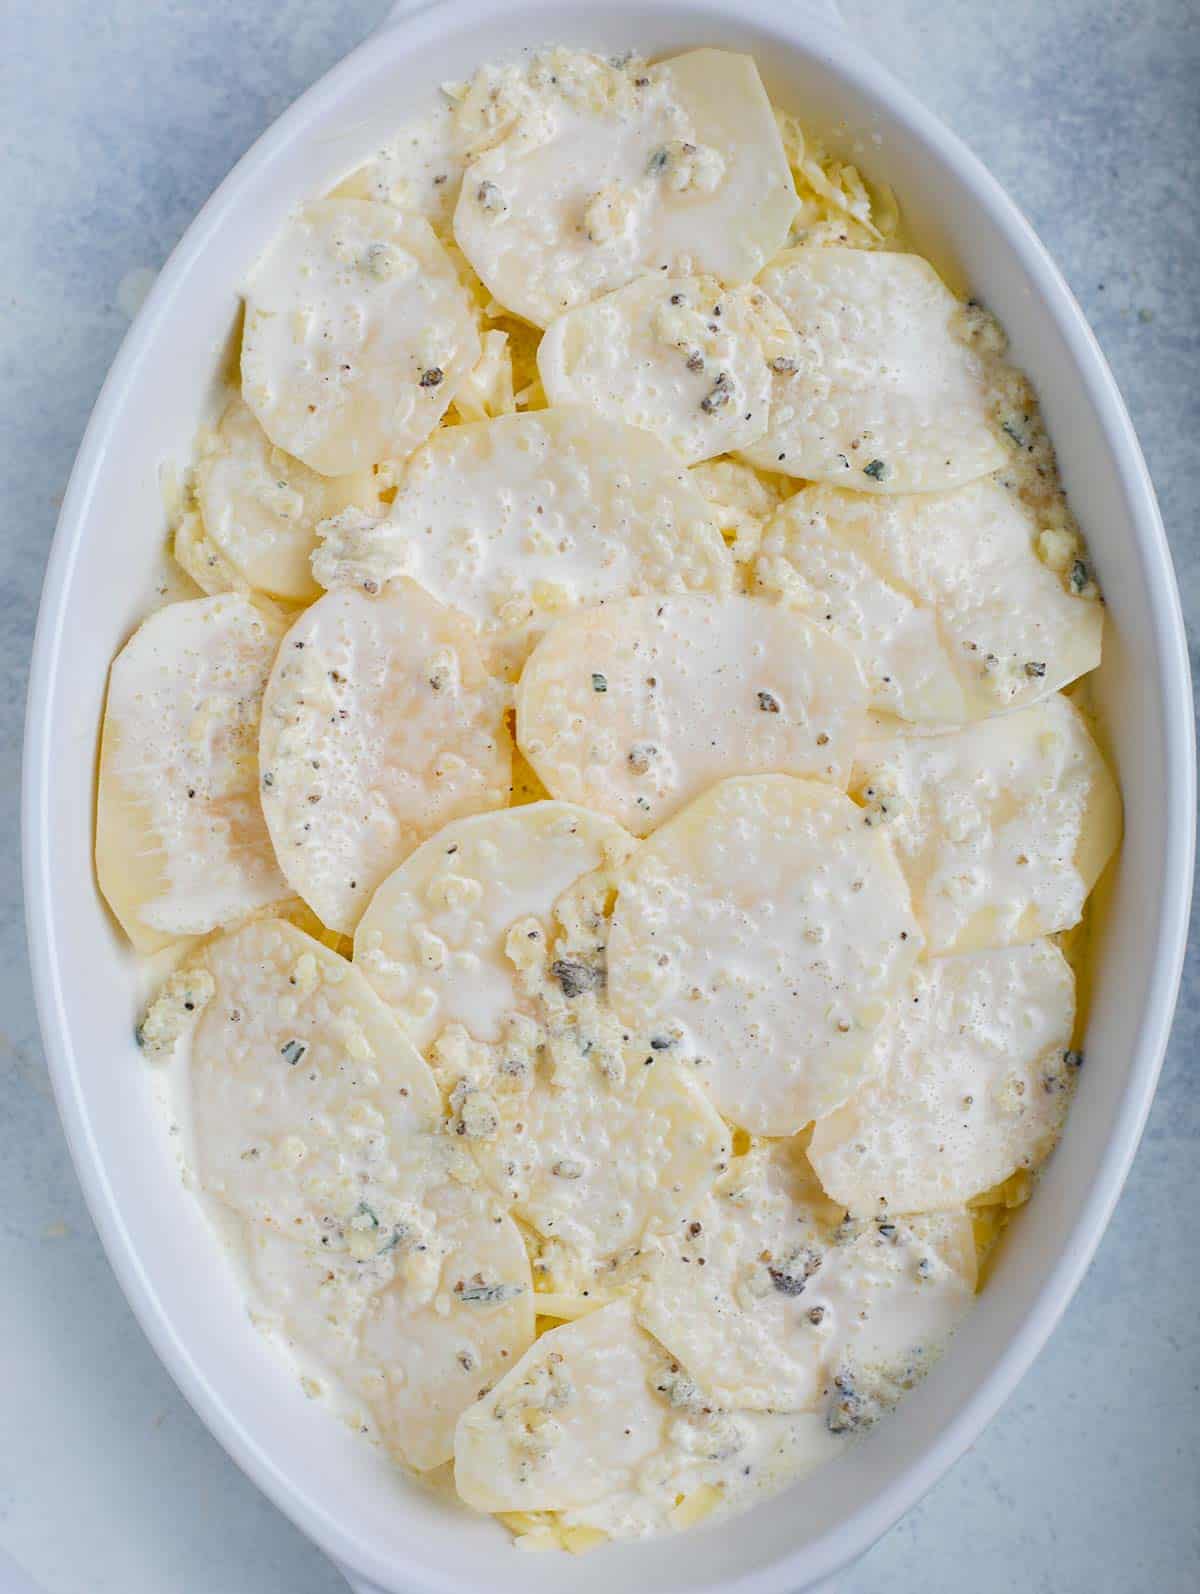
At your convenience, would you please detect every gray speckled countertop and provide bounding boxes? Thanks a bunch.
[2,3,1196,1591]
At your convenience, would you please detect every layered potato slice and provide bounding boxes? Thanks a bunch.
[607,775,921,1135]
[455,1301,678,1513]
[331,99,464,233]
[755,481,1103,723]
[243,1179,534,1472]
[187,916,531,1471]
[808,941,1078,1215]
[637,1138,840,1412]
[354,803,635,1050]
[96,594,288,950]
[456,1299,838,1527]
[241,199,479,475]
[639,1138,975,1413]
[739,248,1006,492]
[537,275,777,464]
[258,580,511,935]
[189,918,441,1240]
[516,595,867,836]
[469,1052,731,1269]
[379,408,733,666]
[453,49,797,328]
[195,395,376,603]
[852,696,1121,955]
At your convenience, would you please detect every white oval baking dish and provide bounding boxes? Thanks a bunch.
[22,2,1195,1591]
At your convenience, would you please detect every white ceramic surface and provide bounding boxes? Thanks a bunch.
[21,3,1194,1593]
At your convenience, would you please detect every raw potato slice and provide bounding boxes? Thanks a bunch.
[241,199,480,476]
[242,1174,534,1471]
[637,1139,840,1411]
[331,100,464,234]
[354,803,634,1050]
[453,49,797,327]
[538,276,774,465]
[811,1213,976,1413]
[258,580,511,935]
[557,1411,846,1542]
[471,1056,731,1266]
[607,776,922,1135]
[173,508,243,596]
[739,249,1006,492]
[455,1301,671,1512]
[808,942,1077,1215]
[756,481,1103,723]
[516,596,868,836]
[196,395,376,603]
[383,409,732,659]
[190,918,441,1240]
[852,695,1121,954]
[96,594,288,950]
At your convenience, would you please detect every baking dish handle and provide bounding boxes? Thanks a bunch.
[377,0,846,31]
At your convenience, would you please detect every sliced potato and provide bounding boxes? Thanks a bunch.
[196,395,376,602]
[384,408,732,663]
[330,100,464,233]
[241,199,479,475]
[453,49,797,327]
[637,1139,837,1411]
[538,276,774,464]
[516,595,867,835]
[851,695,1122,954]
[96,595,288,950]
[173,508,243,596]
[556,1410,845,1541]
[354,803,634,1049]
[189,918,441,1241]
[739,249,1006,492]
[470,1055,731,1268]
[809,942,1077,1214]
[243,1173,533,1471]
[455,1301,670,1512]
[258,580,512,935]
[607,776,921,1134]
[811,1212,976,1413]
[756,481,1103,722]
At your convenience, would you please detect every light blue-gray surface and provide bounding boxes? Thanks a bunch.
[1,3,1196,1592]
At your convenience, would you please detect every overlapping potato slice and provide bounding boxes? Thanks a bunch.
[381,409,733,663]
[688,458,790,562]
[455,1301,671,1512]
[354,803,634,1050]
[470,1052,731,1268]
[852,696,1121,955]
[96,594,288,950]
[516,596,867,835]
[607,776,921,1134]
[241,199,480,475]
[455,1298,853,1531]
[739,248,1006,492]
[331,100,464,233]
[538,276,775,464]
[637,1139,840,1411]
[555,1410,845,1542]
[453,49,797,328]
[639,1140,974,1413]
[195,395,376,603]
[189,919,441,1240]
[755,481,1103,723]
[808,942,1078,1215]
[243,1174,534,1471]
[811,1212,976,1419]
[258,580,511,935]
